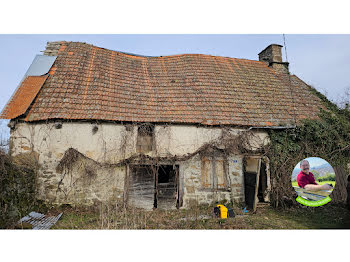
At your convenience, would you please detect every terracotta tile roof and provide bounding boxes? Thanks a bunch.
[0,75,48,119]
[276,74,324,121]
[4,42,324,126]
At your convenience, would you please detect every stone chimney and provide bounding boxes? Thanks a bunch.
[258,44,289,74]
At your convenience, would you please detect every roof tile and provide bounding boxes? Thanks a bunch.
[3,42,324,127]
[0,75,48,119]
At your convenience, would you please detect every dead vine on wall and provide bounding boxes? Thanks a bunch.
[54,129,261,207]
[55,148,99,198]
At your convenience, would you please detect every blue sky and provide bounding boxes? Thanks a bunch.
[1,34,350,139]
[292,157,334,176]
[295,157,332,169]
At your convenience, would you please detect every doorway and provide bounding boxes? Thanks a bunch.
[243,157,269,211]
[128,165,179,210]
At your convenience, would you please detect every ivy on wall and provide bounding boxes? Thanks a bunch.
[265,87,350,208]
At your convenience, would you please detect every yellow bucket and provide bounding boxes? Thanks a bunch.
[216,204,228,219]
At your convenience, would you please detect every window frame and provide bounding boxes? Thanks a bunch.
[200,153,230,191]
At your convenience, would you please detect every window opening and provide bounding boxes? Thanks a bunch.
[136,124,154,153]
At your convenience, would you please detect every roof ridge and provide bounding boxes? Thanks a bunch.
[56,41,265,63]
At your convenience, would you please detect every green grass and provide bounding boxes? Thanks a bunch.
[48,203,350,230]
[245,205,350,229]
[291,180,335,187]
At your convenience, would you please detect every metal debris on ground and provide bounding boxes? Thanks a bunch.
[17,212,63,230]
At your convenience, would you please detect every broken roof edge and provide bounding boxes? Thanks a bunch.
[45,41,269,65]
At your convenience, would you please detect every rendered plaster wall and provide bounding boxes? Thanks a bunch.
[10,122,134,205]
[9,121,268,206]
[10,122,269,162]
[155,125,222,156]
[155,125,269,156]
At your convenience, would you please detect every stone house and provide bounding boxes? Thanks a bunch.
[0,41,323,210]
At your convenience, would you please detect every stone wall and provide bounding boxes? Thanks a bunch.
[181,154,244,207]
[258,44,289,74]
[9,121,269,208]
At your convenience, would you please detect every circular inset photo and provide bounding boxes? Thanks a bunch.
[291,157,335,202]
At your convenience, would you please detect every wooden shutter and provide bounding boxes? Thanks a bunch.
[201,156,212,188]
[128,166,155,209]
[216,159,226,188]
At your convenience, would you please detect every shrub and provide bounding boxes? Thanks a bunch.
[318,173,336,182]
[0,150,44,228]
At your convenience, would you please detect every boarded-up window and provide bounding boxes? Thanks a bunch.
[137,124,154,153]
[201,156,228,189]
[216,159,226,188]
[201,157,212,188]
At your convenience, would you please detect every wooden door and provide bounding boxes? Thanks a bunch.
[128,165,155,210]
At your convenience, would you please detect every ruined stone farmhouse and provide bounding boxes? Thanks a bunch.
[0,42,324,210]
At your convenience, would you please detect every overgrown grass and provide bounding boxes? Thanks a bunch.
[48,203,350,230]
[50,204,250,230]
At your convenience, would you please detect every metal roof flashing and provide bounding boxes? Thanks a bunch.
[25,55,57,76]
[0,55,56,119]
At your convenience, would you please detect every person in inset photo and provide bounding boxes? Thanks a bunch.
[297,159,333,191]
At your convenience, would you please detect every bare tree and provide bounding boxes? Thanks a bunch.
[0,120,9,153]
[336,85,350,109]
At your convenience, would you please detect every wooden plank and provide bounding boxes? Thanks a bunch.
[178,165,184,208]
[253,158,262,212]
[216,159,226,188]
[201,156,212,188]
[128,166,155,210]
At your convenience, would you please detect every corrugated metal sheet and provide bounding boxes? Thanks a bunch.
[0,55,55,120]
[18,212,62,230]
[0,75,48,119]
[24,55,57,76]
